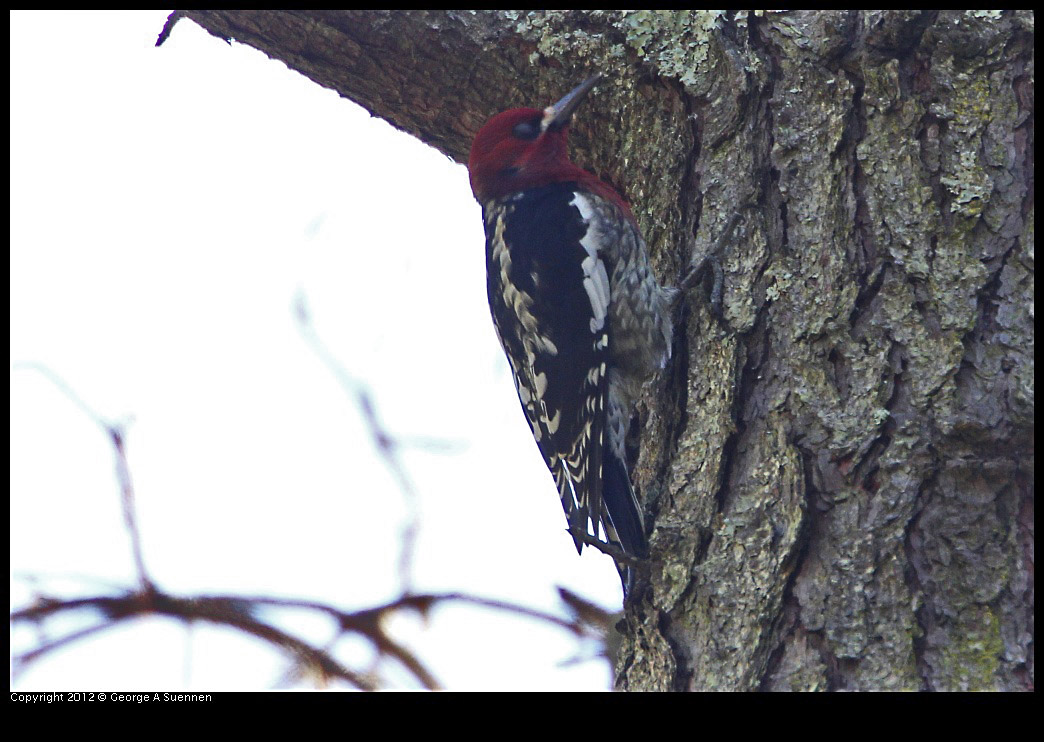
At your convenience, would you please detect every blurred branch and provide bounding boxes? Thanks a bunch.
[555,587,627,677]
[12,362,108,424]
[14,570,131,592]
[293,292,423,592]
[12,587,601,690]
[12,591,376,690]
[110,425,151,591]
[12,358,608,690]
[13,362,152,591]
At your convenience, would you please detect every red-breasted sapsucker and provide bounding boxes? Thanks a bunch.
[468,75,674,592]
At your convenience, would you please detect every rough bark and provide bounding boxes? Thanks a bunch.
[171,10,1034,691]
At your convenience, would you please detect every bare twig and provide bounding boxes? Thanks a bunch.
[12,587,602,690]
[109,426,151,591]
[13,570,130,592]
[13,363,153,590]
[12,362,108,425]
[12,621,120,680]
[12,590,376,690]
[293,292,424,592]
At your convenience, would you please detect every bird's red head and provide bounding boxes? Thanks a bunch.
[468,76,633,218]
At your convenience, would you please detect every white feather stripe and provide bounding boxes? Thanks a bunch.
[570,192,611,335]
[492,214,558,357]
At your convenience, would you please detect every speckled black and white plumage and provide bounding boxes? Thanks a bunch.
[482,181,673,574]
[468,77,675,594]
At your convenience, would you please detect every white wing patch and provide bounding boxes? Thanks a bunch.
[570,192,611,335]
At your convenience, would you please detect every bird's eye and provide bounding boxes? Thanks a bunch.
[512,118,541,140]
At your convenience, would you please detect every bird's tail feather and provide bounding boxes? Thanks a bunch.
[602,450,646,558]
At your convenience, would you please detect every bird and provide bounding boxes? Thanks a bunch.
[468,75,674,593]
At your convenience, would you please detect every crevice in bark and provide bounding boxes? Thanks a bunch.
[855,342,905,490]
[978,240,1017,329]
[1012,70,1034,222]
[776,197,790,256]
[759,456,816,688]
[718,323,769,519]
[827,346,851,400]
[950,232,1022,438]
[848,261,887,340]
[838,61,879,347]
[685,91,705,272]
[894,14,938,100]
[655,609,692,692]
[812,629,844,691]
[648,315,690,523]
[749,13,790,271]
[903,466,939,691]
[644,84,704,528]
[668,83,705,464]
[758,588,801,690]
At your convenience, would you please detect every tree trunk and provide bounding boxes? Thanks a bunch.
[172,10,1034,691]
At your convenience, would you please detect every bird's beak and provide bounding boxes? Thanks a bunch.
[542,74,602,132]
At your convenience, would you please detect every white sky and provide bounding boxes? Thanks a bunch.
[10,10,625,691]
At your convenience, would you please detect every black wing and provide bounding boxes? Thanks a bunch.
[484,183,612,552]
